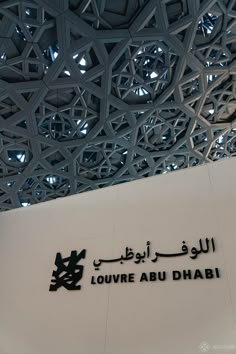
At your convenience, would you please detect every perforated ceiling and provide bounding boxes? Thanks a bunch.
[0,0,236,211]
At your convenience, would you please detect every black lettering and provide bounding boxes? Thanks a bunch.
[140,272,148,282]
[105,275,112,283]
[173,270,181,280]
[128,273,135,282]
[113,274,120,283]
[215,268,220,278]
[121,274,127,283]
[91,276,96,285]
[97,275,104,284]
[150,272,157,281]
[194,269,203,279]
[205,269,214,279]
[158,271,166,281]
[183,270,192,280]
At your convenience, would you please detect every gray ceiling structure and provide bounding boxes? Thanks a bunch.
[0,0,236,211]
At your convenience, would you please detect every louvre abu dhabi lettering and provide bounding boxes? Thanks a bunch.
[90,268,220,285]
[93,238,216,270]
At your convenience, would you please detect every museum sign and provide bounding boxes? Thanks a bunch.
[49,238,220,291]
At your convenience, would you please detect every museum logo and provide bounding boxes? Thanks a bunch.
[49,249,86,291]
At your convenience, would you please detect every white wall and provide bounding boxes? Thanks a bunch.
[0,158,236,354]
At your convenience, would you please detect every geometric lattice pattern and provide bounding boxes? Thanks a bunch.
[1,0,236,211]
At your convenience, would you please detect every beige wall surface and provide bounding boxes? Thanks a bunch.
[0,159,236,354]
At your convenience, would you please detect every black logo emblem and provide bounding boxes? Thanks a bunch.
[49,249,86,291]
